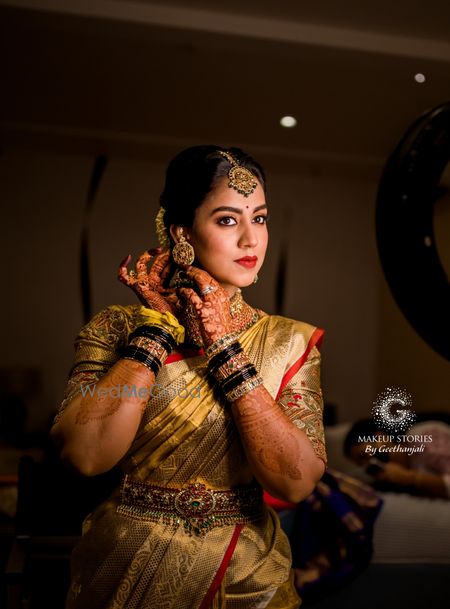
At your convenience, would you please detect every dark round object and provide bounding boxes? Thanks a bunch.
[376,102,450,360]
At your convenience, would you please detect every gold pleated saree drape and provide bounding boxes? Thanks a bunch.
[57,305,326,609]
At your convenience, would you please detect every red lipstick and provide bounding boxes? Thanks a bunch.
[235,256,258,269]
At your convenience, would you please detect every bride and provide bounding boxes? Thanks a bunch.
[51,145,326,609]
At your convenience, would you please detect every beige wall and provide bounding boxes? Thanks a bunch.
[1,145,449,431]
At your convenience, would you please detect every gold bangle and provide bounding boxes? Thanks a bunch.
[128,336,169,364]
[205,332,241,359]
[226,377,263,402]
[212,351,252,383]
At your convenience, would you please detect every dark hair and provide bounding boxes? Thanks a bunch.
[159,145,266,243]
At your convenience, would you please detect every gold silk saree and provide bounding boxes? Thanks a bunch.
[57,305,326,609]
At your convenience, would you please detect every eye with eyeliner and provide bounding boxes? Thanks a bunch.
[217,213,269,226]
[217,216,237,226]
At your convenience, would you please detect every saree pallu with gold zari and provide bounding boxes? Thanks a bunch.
[57,305,326,609]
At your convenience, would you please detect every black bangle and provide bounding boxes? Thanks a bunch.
[129,333,173,354]
[221,363,256,386]
[222,369,258,393]
[129,324,175,348]
[208,343,243,373]
[128,333,173,355]
[121,346,161,374]
[128,325,176,350]
[221,365,258,392]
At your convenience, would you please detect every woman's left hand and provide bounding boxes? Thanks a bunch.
[177,266,233,346]
[118,249,179,314]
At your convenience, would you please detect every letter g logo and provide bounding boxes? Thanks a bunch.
[372,387,416,433]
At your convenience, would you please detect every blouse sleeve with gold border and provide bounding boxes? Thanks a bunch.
[275,344,327,465]
[54,305,136,423]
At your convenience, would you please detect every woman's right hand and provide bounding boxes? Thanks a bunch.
[118,249,179,314]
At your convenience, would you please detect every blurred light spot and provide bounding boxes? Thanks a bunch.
[280,116,297,128]
[414,73,426,83]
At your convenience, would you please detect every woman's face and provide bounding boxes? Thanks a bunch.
[185,176,269,296]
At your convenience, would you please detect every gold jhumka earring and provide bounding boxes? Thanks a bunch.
[172,233,195,267]
[154,208,195,266]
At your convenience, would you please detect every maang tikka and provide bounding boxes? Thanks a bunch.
[217,151,258,197]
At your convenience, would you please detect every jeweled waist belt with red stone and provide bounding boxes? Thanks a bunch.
[117,476,264,535]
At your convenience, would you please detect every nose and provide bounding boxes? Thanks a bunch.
[238,220,258,249]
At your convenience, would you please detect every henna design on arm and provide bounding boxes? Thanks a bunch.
[178,266,233,345]
[231,385,305,480]
[118,250,179,313]
[75,360,155,425]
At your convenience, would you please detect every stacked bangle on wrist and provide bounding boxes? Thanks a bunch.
[128,336,168,362]
[122,324,176,374]
[121,345,162,374]
[207,339,263,402]
[205,332,241,359]
[221,364,258,392]
[210,350,250,383]
[226,377,263,402]
[208,342,243,374]
[129,325,176,352]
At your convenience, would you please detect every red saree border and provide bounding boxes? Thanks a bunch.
[198,523,243,609]
[165,347,205,364]
[276,327,324,399]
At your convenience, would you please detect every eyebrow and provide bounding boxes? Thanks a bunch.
[210,204,268,216]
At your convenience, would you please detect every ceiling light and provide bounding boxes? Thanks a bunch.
[280,116,297,128]
[414,73,426,84]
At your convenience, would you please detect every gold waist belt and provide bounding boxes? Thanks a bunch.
[117,476,264,535]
